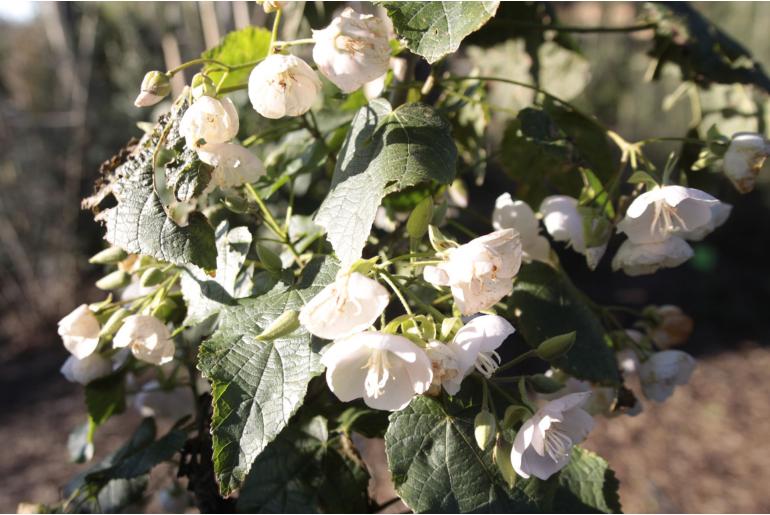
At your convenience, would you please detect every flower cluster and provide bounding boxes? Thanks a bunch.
[248,7,391,119]
[613,185,730,275]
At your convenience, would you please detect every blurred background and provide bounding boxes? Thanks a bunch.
[1,2,768,512]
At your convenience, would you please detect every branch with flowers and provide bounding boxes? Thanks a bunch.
[38,1,770,513]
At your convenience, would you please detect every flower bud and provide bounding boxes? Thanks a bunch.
[474,410,496,451]
[406,197,433,240]
[493,437,517,488]
[649,305,693,349]
[151,298,178,320]
[140,267,165,287]
[427,225,456,252]
[95,270,131,291]
[191,73,217,99]
[723,132,769,193]
[260,0,285,13]
[89,246,128,265]
[501,405,530,429]
[535,331,576,361]
[256,243,283,273]
[134,70,171,107]
[257,310,301,340]
[248,54,321,119]
[100,307,129,337]
[312,7,391,93]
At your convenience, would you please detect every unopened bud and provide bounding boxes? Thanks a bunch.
[258,310,300,340]
[428,225,457,253]
[89,246,128,265]
[474,410,496,451]
[151,298,178,320]
[191,73,217,99]
[649,305,694,349]
[223,195,249,213]
[100,308,129,337]
[134,70,171,108]
[406,197,434,240]
[256,244,283,273]
[95,270,130,291]
[140,267,165,287]
[493,437,517,488]
[535,331,576,361]
[501,405,530,429]
[261,0,285,13]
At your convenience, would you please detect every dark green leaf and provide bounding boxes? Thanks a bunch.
[93,99,217,269]
[510,262,620,385]
[385,395,543,513]
[236,417,370,514]
[197,257,339,495]
[85,373,126,426]
[315,99,457,267]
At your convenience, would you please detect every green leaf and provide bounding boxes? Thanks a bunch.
[87,425,187,482]
[510,262,620,385]
[555,447,622,514]
[64,418,159,512]
[379,2,500,63]
[316,99,457,267]
[94,99,217,269]
[166,148,213,202]
[197,257,339,496]
[237,417,370,514]
[202,27,272,90]
[180,221,258,325]
[385,395,543,513]
[85,373,126,426]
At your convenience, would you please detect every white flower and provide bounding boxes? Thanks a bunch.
[248,54,322,119]
[60,354,112,385]
[58,304,101,359]
[197,142,265,190]
[493,194,551,264]
[299,272,389,340]
[320,331,433,411]
[539,195,586,253]
[650,305,693,349]
[539,371,616,417]
[426,315,514,395]
[179,96,239,149]
[511,392,594,480]
[617,185,722,244]
[423,229,522,315]
[113,315,175,365]
[639,350,696,402]
[684,202,732,241]
[611,236,693,276]
[312,7,391,93]
[723,132,769,193]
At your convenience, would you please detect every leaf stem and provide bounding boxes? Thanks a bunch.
[269,9,282,50]
[244,183,303,265]
[378,270,413,316]
[166,58,230,75]
[495,349,538,374]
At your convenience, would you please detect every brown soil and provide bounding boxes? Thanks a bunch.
[1,345,768,513]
